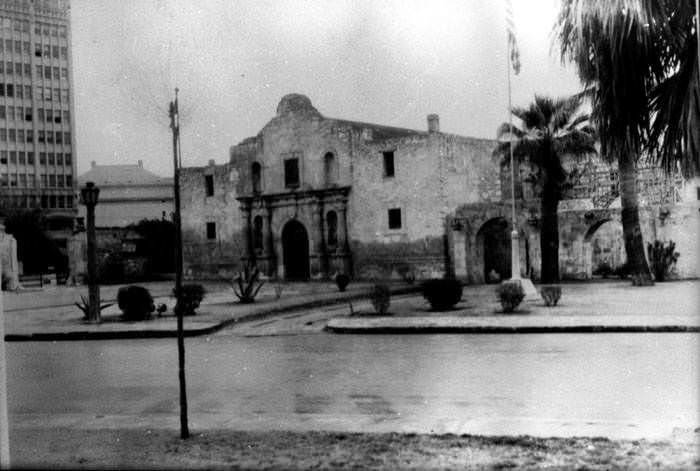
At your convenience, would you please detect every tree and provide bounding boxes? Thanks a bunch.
[130,218,176,274]
[556,0,665,285]
[647,1,699,178]
[496,94,596,283]
[3,210,66,275]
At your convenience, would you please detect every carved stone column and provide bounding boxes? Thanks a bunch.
[240,201,253,263]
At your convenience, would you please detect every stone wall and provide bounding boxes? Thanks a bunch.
[180,162,245,280]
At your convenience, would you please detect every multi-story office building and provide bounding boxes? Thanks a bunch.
[0,0,76,262]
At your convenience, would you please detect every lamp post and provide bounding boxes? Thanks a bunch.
[80,181,101,323]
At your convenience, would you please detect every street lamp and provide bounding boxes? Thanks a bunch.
[80,181,101,323]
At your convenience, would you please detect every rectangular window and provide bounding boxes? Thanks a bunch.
[48,174,55,187]
[52,66,59,80]
[14,85,22,99]
[64,131,70,143]
[27,175,34,187]
[18,174,25,187]
[383,151,395,178]
[205,174,214,196]
[6,107,14,121]
[27,152,34,164]
[388,208,402,229]
[56,154,63,165]
[60,46,67,59]
[43,44,50,57]
[57,175,64,187]
[0,106,4,119]
[37,109,44,121]
[34,43,41,57]
[8,129,15,143]
[4,61,11,75]
[23,63,30,76]
[65,175,72,187]
[39,152,46,164]
[49,195,56,208]
[18,152,25,164]
[44,65,50,79]
[57,195,64,208]
[38,130,44,143]
[52,45,58,59]
[17,129,23,142]
[44,87,51,101]
[14,40,21,54]
[5,40,12,52]
[25,107,31,121]
[22,41,29,54]
[61,67,67,79]
[41,174,47,186]
[47,153,54,165]
[26,129,32,143]
[0,151,6,163]
[63,110,70,123]
[14,62,21,76]
[9,151,16,163]
[46,109,52,122]
[60,89,68,103]
[6,84,13,97]
[9,174,17,187]
[64,153,72,165]
[284,158,300,188]
[54,88,60,102]
[0,129,5,142]
[40,195,47,208]
[206,222,216,240]
[24,85,31,99]
[0,84,4,97]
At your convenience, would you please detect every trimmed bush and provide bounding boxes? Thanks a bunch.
[496,281,524,313]
[647,240,679,282]
[117,285,155,321]
[174,284,205,316]
[370,284,391,315]
[335,273,350,292]
[421,278,463,311]
[540,285,562,307]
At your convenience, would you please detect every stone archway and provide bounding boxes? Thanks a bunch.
[477,217,511,283]
[282,219,310,280]
[584,218,626,277]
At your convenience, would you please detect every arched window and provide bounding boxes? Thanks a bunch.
[252,162,262,194]
[323,152,337,187]
[253,215,263,253]
[326,210,338,248]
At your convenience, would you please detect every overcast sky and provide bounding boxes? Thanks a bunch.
[70,0,582,176]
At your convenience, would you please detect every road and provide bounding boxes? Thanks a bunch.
[6,304,698,442]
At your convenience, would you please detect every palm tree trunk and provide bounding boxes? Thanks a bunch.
[540,186,560,284]
[618,151,653,286]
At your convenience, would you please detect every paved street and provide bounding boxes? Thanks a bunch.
[7,327,699,445]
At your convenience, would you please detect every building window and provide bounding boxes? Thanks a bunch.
[284,158,299,188]
[251,162,262,193]
[205,174,214,196]
[253,215,263,252]
[326,211,338,248]
[696,187,700,201]
[383,151,395,177]
[388,208,402,229]
[206,222,216,240]
[324,152,337,186]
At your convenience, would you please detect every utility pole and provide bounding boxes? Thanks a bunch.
[169,88,189,439]
[0,256,9,468]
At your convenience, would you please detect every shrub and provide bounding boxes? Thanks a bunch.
[396,263,416,284]
[496,281,524,313]
[421,278,463,311]
[232,262,265,303]
[647,240,680,282]
[174,284,205,316]
[335,273,350,292]
[370,284,391,315]
[75,295,114,320]
[117,285,155,321]
[613,262,629,279]
[539,285,562,307]
[593,262,613,278]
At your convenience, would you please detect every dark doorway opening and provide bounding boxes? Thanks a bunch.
[282,219,310,280]
[479,217,511,282]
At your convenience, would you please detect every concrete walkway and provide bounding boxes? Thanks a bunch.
[326,280,700,334]
[3,280,418,341]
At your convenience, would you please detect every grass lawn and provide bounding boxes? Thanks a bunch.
[9,427,699,470]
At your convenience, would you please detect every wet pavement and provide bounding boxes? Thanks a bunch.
[7,331,699,441]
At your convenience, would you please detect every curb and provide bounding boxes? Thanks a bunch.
[324,324,700,334]
[4,285,421,342]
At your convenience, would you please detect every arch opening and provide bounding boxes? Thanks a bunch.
[282,219,310,280]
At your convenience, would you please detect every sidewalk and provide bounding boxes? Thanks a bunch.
[326,280,700,334]
[3,280,418,341]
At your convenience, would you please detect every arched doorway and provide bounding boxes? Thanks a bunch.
[477,217,511,282]
[584,218,626,277]
[282,219,310,280]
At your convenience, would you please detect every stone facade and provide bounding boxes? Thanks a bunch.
[180,94,498,280]
[450,164,700,283]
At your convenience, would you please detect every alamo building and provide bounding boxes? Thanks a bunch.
[179,93,700,282]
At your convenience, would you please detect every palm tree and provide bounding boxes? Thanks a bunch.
[497,94,596,284]
[556,0,664,285]
[648,1,699,178]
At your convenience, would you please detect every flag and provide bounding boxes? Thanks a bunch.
[505,0,521,75]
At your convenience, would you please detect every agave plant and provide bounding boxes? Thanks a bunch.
[232,262,266,303]
[75,295,114,320]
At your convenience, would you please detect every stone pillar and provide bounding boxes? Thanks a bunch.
[453,229,467,279]
[317,200,328,278]
[338,204,351,276]
[240,203,253,263]
[261,204,275,276]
